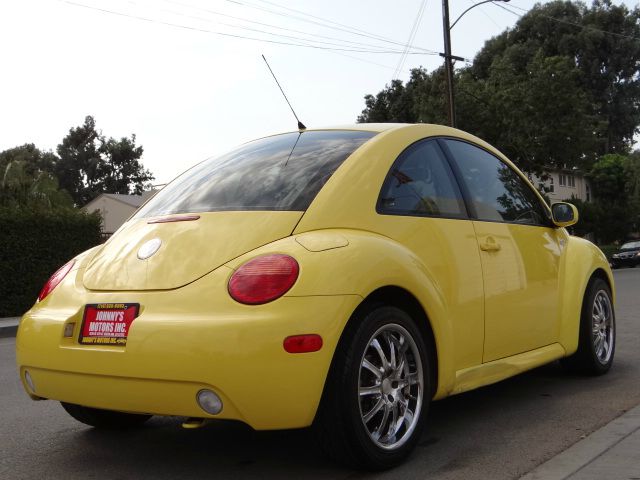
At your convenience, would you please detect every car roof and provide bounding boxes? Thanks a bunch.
[254,124,491,150]
[306,123,411,133]
[287,123,450,134]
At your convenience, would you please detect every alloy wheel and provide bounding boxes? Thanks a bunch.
[358,323,423,450]
[592,290,614,365]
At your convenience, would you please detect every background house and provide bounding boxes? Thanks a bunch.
[84,191,157,237]
[528,170,591,204]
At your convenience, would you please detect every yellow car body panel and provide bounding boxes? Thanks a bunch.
[16,123,614,429]
[557,235,615,354]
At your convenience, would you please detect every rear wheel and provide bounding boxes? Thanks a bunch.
[562,278,615,375]
[313,305,430,470]
[61,402,152,429]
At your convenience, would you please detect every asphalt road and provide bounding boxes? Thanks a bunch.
[2,268,639,480]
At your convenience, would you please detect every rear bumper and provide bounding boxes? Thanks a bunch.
[20,367,235,417]
[16,269,361,429]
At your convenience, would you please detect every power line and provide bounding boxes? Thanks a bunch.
[60,0,439,55]
[133,0,420,52]
[331,50,411,73]
[465,0,502,29]
[253,0,399,41]
[157,0,431,53]
[393,0,428,80]
[218,0,440,54]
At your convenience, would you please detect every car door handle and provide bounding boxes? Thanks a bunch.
[480,237,501,252]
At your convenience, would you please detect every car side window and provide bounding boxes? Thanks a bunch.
[378,139,467,218]
[442,139,549,226]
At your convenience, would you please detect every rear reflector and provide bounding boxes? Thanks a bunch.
[63,323,75,338]
[284,334,323,353]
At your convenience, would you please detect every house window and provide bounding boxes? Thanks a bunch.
[559,174,575,188]
[549,177,555,193]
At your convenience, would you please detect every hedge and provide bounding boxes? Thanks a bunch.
[0,208,102,317]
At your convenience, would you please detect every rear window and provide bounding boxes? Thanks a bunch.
[134,130,376,218]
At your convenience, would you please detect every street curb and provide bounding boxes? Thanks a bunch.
[520,403,640,480]
[0,317,20,338]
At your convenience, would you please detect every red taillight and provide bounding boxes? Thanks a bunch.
[283,334,323,353]
[38,260,75,302]
[228,254,299,305]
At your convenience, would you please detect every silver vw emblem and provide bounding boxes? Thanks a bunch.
[137,238,162,260]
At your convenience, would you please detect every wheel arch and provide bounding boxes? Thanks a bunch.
[319,285,440,408]
[358,286,439,398]
[590,267,614,301]
[558,237,615,356]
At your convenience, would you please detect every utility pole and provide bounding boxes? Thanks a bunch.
[442,0,456,128]
[441,0,510,129]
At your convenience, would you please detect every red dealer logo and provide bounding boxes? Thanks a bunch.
[79,303,139,346]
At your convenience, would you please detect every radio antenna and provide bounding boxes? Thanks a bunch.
[262,54,306,131]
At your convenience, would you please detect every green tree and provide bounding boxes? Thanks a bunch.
[0,144,57,178]
[358,0,640,174]
[566,196,602,238]
[589,154,628,202]
[357,68,446,125]
[624,151,640,231]
[462,52,598,175]
[55,116,154,206]
[1,161,74,210]
[472,0,640,155]
[54,116,103,206]
[98,135,151,196]
[357,79,417,123]
[584,154,640,243]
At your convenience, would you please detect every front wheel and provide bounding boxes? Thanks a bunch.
[313,305,430,470]
[61,402,152,429]
[562,277,615,375]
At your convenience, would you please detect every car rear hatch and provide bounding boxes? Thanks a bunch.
[82,211,303,291]
[83,129,376,291]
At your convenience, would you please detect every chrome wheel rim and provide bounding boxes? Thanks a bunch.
[358,323,423,450]
[592,290,614,364]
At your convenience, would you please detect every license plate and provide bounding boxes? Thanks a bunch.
[79,303,139,345]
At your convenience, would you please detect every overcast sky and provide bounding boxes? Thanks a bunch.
[0,0,635,184]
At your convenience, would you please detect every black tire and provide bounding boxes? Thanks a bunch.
[61,402,152,429]
[313,305,431,470]
[561,277,615,375]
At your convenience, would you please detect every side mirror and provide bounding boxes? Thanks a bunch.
[551,202,579,228]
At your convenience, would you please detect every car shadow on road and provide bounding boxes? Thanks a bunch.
[61,360,624,480]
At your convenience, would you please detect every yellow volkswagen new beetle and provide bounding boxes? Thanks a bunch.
[17,124,615,469]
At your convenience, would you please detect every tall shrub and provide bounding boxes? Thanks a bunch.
[0,208,101,316]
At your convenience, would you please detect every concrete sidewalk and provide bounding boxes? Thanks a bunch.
[521,403,640,480]
[0,317,20,338]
